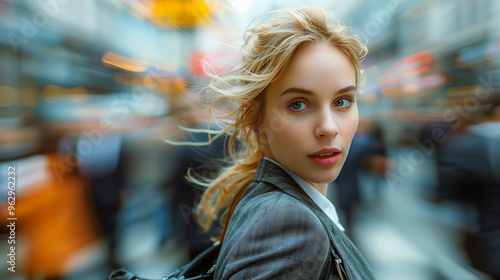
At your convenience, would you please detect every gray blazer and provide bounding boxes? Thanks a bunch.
[214,159,375,280]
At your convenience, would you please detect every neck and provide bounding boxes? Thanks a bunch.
[307,181,329,196]
[263,157,330,196]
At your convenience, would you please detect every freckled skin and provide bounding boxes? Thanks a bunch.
[260,43,359,195]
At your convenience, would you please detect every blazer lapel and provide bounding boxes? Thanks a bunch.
[253,159,376,280]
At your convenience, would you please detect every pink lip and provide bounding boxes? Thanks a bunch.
[308,147,341,167]
[309,148,341,156]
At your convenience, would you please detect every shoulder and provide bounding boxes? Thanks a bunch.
[231,182,328,238]
[440,133,485,152]
[438,134,489,168]
[215,183,330,279]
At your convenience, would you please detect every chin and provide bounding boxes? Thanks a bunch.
[309,170,341,184]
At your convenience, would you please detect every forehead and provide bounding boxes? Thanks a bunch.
[267,43,356,96]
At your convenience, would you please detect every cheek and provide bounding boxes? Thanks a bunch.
[264,118,308,154]
[341,112,359,141]
[261,108,290,140]
[268,122,300,145]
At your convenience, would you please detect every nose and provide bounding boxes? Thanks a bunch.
[314,108,339,138]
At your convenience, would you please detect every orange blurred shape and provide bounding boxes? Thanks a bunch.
[0,154,100,278]
[41,85,89,104]
[401,51,434,76]
[446,86,479,96]
[382,84,420,96]
[402,84,419,94]
[102,51,149,72]
[0,86,40,108]
[380,51,435,85]
[114,73,186,92]
[437,97,481,106]
[190,49,236,77]
[359,93,379,104]
[150,0,212,27]
[114,73,147,86]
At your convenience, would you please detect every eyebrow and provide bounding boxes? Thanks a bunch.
[280,85,357,97]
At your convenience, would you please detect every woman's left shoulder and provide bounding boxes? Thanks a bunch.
[217,186,332,279]
[233,183,330,241]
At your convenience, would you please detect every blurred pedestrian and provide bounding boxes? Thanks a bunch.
[436,102,500,279]
[164,93,227,259]
[335,118,388,234]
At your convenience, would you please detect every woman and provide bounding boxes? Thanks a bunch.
[191,6,374,280]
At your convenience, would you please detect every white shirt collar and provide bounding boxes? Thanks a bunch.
[264,157,345,231]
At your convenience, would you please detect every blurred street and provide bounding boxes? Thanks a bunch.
[1,0,499,279]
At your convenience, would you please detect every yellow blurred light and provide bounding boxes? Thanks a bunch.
[151,0,212,27]
[102,52,149,72]
[175,78,186,91]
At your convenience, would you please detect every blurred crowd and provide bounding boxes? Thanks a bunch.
[0,0,499,279]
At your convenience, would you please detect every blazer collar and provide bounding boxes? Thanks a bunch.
[252,158,375,279]
[254,158,298,189]
[254,159,329,219]
[253,159,337,232]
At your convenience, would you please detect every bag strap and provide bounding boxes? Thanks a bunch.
[108,269,146,280]
[176,241,221,277]
[109,242,221,280]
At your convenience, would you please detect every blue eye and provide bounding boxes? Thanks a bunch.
[334,98,352,108]
[289,101,307,111]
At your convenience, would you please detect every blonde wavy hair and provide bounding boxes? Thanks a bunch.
[190,6,368,241]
